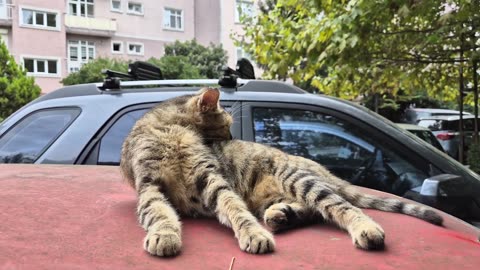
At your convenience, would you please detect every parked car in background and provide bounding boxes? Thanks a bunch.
[0,63,479,226]
[417,115,480,160]
[402,108,471,124]
[1,164,480,269]
[397,123,445,152]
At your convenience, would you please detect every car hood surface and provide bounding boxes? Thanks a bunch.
[1,165,479,270]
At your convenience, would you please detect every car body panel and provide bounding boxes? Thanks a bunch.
[1,164,479,270]
[402,108,471,124]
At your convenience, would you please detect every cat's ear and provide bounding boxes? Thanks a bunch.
[199,88,220,112]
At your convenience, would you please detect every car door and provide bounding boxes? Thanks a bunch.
[241,102,436,197]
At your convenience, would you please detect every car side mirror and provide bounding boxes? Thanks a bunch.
[420,174,462,197]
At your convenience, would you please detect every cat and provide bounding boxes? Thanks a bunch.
[120,87,443,257]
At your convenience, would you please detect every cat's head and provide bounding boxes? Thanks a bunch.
[154,87,233,141]
[188,87,233,142]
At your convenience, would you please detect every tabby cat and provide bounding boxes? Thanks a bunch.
[120,87,443,257]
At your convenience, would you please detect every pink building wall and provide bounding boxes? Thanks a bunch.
[9,0,66,92]
[2,0,257,93]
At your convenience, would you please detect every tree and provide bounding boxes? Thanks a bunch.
[164,40,228,78]
[239,0,479,103]
[61,57,129,85]
[0,39,40,122]
[147,56,202,79]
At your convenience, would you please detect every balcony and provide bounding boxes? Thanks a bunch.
[64,15,117,37]
[0,2,13,27]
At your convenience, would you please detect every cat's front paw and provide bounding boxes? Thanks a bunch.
[350,221,385,250]
[238,226,275,254]
[144,231,182,257]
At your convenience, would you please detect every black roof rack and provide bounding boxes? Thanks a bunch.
[100,58,257,90]
[101,61,163,90]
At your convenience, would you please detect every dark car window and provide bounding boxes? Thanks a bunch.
[95,106,233,165]
[253,108,430,196]
[98,109,149,165]
[0,108,80,163]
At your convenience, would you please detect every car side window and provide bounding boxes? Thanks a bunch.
[0,108,80,163]
[96,106,233,165]
[253,107,430,196]
[97,109,149,165]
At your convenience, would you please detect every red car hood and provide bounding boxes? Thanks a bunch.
[0,164,479,270]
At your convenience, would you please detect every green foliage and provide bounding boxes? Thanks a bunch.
[467,143,480,174]
[61,58,129,85]
[164,40,228,78]
[61,40,228,85]
[0,39,40,122]
[147,56,202,79]
[239,0,479,105]
[363,91,446,122]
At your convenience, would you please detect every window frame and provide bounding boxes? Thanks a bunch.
[127,42,144,55]
[21,55,61,77]
[127,1,144,15]
[67,40,96,73]
[235,0,254,23]
[0,107,81,164]
[19,6,60,31]
[111,0,122,13]
[111,40,123,54]
[163,7,184,31]
[68,0,94,17]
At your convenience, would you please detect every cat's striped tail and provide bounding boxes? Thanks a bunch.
[338,185,444,226]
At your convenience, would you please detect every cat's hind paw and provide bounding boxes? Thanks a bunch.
[144,231,182,257]
[350,221,385,250]
[238,226,275,254]
[264,203,296,232]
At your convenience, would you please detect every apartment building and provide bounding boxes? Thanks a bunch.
[0,0,257,93]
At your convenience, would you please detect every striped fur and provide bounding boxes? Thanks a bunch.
[120,88,443,257]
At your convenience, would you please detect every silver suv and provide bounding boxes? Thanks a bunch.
[402,108,471,124]
[0,62,479,225]
[417,115,480,160]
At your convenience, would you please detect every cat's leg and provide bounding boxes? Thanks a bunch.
[263,201,314,232]
[197,171,275,254]
[306,185,385,250]
[136,178,182,256]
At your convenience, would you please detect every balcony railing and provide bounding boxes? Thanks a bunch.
[64,15,117,37]
[0,2,13,27]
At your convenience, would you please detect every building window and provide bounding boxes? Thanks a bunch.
[68,40,95,73]
[69,0,94,17]
[111,0,122,12]
[127,2,143,15]
[127,42,144,55]
[23,57,60,76]
[112,41,123,54]
[236,47,252,62]
[235,0,254,23]
[163,8,183,31]
[20,8,58,29]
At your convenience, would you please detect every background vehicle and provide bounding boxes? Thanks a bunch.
[1,164,479,269]
[397,123,445,152]
[417,115,480,160]
[0,67,480,226]
[402,108,471,124]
